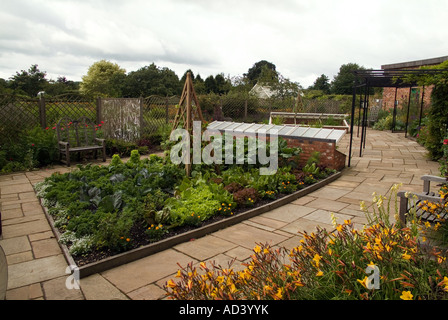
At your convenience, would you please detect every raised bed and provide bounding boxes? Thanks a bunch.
[38,171,341,279]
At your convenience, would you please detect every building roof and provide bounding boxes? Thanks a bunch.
[249,83,278,99]
[381,56,448,70]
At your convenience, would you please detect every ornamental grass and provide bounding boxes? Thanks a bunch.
[164,184,448,300]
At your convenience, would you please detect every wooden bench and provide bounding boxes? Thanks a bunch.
[397,175,448,225]
[56,117,106,167]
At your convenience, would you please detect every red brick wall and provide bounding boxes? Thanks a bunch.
[284,138,346,171]
[382,86,433,111]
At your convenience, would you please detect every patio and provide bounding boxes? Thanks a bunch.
[0,128,440,300]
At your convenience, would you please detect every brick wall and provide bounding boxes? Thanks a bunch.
[284,137,346,171]
[382,86,433,111]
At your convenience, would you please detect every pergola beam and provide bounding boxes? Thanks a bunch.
[348,68,448,167]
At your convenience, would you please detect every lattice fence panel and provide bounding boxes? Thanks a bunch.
[45,94,97,128]
[0,95,40,143]
[142,95,179,136]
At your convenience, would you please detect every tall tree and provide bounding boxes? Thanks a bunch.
[244,60,278,86]
[310,74,331,93]
[123,63,180,97]
[204,75,217,94]
[214,73,231,95]
[44,76,79,96]
[9,64,48,97]
[80,60,126,98]
[331,63,365,95]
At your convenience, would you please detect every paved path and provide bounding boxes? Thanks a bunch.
[0,129,441,300]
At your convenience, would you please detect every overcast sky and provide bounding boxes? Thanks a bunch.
[1,0,448,88]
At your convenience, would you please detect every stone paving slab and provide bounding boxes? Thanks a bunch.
[7,254,67,289]
[173,235,238,261]
[100,248,196,294]
[212,223,289,249]
[79,273,129,300]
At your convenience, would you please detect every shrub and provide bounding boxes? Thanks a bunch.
[0,125,59,173]
[233,187,259,207]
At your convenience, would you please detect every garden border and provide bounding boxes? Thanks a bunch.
[37,171,341,278]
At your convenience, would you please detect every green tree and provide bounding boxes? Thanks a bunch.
[214,74,231,95]
[194,74,205,94]
[80,60,126,98]
[123,63,180,97]
[9,64,48,97]
[0,78,13,95]
[309,74,331,93]
[204,75,217,94]
[44,76,80,96]
[244,60,278,86]
[331,63,365,95]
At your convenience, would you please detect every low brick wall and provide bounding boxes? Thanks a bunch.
[207,125,347,172]
[284,137,346,171]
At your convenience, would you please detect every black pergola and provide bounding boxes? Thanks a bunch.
[348,68,448,167]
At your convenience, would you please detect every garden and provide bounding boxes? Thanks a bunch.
[33,136,336,267]
[164,177,448,301]
[162,63,448,300]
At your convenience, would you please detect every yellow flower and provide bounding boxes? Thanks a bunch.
[402,251,411,260]
[312,254,322,267]
[264,285,273,292]
[166,279,176,288]
[441,276,448,291]
[400,291,413,300]
[229,283,238,294]
[316,270,324,277]
[437,256,446,264]
[275,288,283,299]
[254,245,261,254]
[357,276,368,289]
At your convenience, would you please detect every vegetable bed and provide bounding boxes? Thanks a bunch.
[35,145,337,272]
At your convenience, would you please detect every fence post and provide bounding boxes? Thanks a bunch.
[140,97,144,139]
[165,97,169,124]
[96,97,102,124]
[38,95,46,129]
